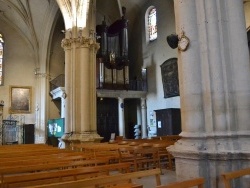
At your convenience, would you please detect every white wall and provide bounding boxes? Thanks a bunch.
[0,20,36,124]
[130,0,180,133]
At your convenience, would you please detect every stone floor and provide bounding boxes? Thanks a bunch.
[132,169,177,188]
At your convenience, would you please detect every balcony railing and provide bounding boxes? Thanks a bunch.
[50,74,147,92]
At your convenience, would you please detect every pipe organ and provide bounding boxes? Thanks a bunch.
[96,7,129,90]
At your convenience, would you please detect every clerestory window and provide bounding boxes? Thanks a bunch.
[148,7,157,41]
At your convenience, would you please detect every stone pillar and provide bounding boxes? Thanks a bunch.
[118,97,125,137]
[136,102,142,136]
[169,0,250,187]
[135,103,142,139]
[58,0,102,147]
[34,74,47,143]
[140,98,147,138]
[136,103,142,126]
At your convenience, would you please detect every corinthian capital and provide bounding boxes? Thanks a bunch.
[61,38,72,49]
[90,42,100,52]
[76,36,92,47]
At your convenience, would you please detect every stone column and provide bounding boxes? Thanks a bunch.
[136,103,142,126]
[118,97,125,137]
[140,98,147,138]
[58,0,102,147]
[63,31,73,134]
[169,0,250,187]
[136,102,142,138]
[34,74,47,143]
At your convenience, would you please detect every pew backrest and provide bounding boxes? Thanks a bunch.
[23,168,162,188]
[221,168,250,188]
[156,177,205,188]
[2,163,132,187]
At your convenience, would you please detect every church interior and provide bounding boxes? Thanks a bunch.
[0,0,249,187]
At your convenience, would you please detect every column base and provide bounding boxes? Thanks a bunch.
[168,133,250,188]
[59,131,104,150]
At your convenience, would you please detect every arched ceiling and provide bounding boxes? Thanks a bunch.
[0,0,58,50]
[1,0,248,54]
[0,0,145,48]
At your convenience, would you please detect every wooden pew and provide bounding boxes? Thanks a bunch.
[153,143,175,171]
[0,144,50,149]
[2,163,132,187]
[0,154,88,167]
[221,168,250,188]
[133,147,160,171]
[0,144,52,152]
[0,148,71,158]
[118,147,160,172]
[24,168,162,188]
[0,151,92,163]
[156,177,205,188]
[0,158,109,183]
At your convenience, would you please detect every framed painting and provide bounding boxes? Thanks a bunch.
[9,86,32,114]
[160,58,179,98]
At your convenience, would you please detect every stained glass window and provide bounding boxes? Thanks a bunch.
[148,7,157,41]
[0,34,3,86]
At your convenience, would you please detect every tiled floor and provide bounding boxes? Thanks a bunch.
[132,169,177,188]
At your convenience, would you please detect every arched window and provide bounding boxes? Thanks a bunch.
[0,34,4,86]
[148,7,157,41]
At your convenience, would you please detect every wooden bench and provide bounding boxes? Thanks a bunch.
[134,147,160,171]
[221,168,250,188]
[156,177,205,188]
[0,144,50,150]
[0,154,89,167]
[0,144,53,151]
[118,147,160,172]
[153,143,175,171]
[0,149,72,158]
[0,151,93,163]
[2,163,132,187]
[0,158,109,183]
[24,168,162,188]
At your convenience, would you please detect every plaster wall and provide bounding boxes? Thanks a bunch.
[137,0,180,133]
[0,19,36,124]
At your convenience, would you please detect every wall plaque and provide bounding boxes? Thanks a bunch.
[160,58,179,98]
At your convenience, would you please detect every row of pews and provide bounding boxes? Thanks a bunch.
[72,136,180,172]
[0,140,249,188]
[0,143,162,188]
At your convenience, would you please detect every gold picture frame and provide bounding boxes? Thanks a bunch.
[9,86,32,114]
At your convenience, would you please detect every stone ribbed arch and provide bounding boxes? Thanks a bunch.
[56,0,92,37]
[56,0,73,30]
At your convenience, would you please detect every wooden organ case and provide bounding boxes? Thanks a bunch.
[96,7,129,90]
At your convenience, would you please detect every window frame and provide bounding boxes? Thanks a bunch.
[0,34,4,86]
[148,7,157,41]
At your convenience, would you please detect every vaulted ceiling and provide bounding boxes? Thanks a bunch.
[0,0,248,58]
[0,0,144,51]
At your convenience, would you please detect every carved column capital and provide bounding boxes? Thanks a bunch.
[61,36,100,50]
[61,38,72,49]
